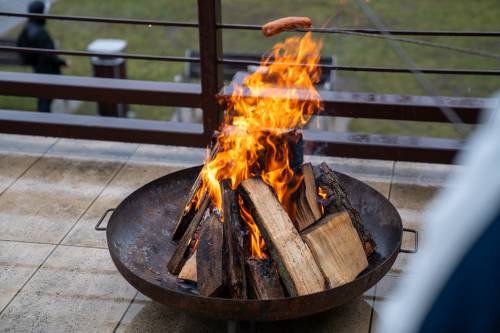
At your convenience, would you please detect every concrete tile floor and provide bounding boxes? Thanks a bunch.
[0,134,457,332]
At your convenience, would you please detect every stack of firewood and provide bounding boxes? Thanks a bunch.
[167,135,375,299]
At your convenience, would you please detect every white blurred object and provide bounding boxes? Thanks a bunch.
[44,0,51,13]
[377,94,500,333]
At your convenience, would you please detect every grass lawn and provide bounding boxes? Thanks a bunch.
[1,0,499,136]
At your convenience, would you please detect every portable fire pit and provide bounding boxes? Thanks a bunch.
[96,165,417,323]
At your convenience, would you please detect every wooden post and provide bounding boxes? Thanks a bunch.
[221,179,247,299]
[197,0,223,139]
[239,177,325,296]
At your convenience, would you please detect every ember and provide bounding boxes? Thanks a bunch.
[167,21,375,299]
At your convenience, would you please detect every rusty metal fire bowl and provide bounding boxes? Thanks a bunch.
[100,165,413,321]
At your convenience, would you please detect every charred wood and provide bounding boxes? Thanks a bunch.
[197,213,226,297]
[221,179,247,299]
[313,162,375,256]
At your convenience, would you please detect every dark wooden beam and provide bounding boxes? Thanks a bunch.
[0,110,205,147]
[220,72,491,124]
[304,129,463,164]
[0,71,201,107]
[197,0,223,137]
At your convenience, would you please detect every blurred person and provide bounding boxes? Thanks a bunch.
[17,0,69,113]
[377,95,500,333]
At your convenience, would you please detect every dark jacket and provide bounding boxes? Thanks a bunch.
[17,20,66,74]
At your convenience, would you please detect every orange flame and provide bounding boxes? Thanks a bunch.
[318,186,329,215]
[192,32,323,258]
[238,196,267,258]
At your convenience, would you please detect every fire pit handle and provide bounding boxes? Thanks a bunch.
[95,208,115,231]
[400,228,419,253]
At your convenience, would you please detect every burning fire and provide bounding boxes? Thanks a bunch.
[318,186,329,215]
[192,32,323,258]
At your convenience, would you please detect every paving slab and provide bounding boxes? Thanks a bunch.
[0,153,39,194]
[130,143,206,167]
[387,162,448,276]
[116,292,374,333]
[0,156,122,243]
[62,162,181,248]
[46,138,138,162]
[0,245,137,332]
[0,134,56,155]
[371,275,402,333]
[0,240,54,311]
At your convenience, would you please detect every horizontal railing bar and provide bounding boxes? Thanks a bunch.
[0,109,461,164]
[303,129,462,163]
[1,12,497,37]
[220,74,492,124]
[0,71,202,107]
[0,45,199,62]
[219,23,500,37]
[0,109,206,147]
[3,45,497,75]
[219,58,500,76]
[0,11,198,28]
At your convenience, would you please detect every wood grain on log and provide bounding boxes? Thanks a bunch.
[196,213,225,297]
[294,163,322,231]
[221,179,247,299]
[239,177,325,296]
[302,212,368,288]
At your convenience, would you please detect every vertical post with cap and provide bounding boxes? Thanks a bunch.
[197,0,223,140]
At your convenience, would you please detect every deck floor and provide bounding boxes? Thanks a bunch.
[0,134,458,332]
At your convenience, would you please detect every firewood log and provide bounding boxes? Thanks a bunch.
[172,143,220,240]
[246,258,284,299]
[167,196,210,274]
[221,179,247,299]
[178,250,197,283]
[313,162,375,256]
[294,163,322,231]
[196,214,225,297]
[239,177,326,296]
[301,211,368,288]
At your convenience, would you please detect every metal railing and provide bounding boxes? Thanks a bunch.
[0,0,498,163]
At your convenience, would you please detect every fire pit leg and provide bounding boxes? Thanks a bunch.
[227,320,256,333]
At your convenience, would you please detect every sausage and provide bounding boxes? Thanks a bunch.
[261,17,312,37]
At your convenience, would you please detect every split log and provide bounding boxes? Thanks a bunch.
[294,163,322,231]
[178,250,197,283]
[167,195,210,274]
[221,179,247,299]
[171,143,220,240]
[313,162,375,256]
[239,177,325,296]
[196,213,225,297]
[246,258,284,299]
[301,211,368,288]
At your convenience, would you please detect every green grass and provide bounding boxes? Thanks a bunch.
[1,0,499,134]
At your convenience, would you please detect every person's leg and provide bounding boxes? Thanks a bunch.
[37,98,52,113]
